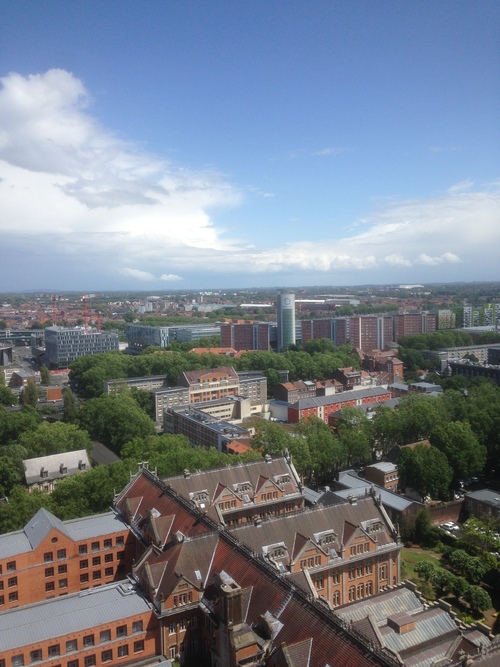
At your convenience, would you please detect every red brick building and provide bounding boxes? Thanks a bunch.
[288,387,392,424]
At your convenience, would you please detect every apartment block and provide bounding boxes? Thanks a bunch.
[220,321,273,351]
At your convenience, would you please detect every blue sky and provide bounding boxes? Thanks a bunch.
[0,1,499,291]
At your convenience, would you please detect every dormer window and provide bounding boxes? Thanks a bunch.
[59,464,67,474]
[40,468,48,478]
[78,460,86,470]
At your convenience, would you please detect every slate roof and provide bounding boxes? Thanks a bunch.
[163,457,302,512]
[179,366,239,385]
[334,587,490,667]
[23,449,91,485]
[229,497,396,574]
[114,468,211,540]
[0,581,151,652]
[290,386,390,411]
[0,508,127,559]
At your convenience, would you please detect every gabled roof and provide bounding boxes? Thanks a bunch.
[23,449,90,485]
[23,507,69,549]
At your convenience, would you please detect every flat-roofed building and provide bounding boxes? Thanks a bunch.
[45,326,119,367]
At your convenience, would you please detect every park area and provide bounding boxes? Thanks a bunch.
[401,539,500,634]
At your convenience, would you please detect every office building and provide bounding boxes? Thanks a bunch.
[276,290,296,352]
[44,326,119,367]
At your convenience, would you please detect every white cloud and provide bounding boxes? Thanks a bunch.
[121,268,155,281]
[160,274,183,282]
[0,68,499,288]
[384,254,412,267]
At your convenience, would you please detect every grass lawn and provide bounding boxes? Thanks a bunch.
[401,548,442,579]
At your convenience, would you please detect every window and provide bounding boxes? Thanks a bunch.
[315,577,324,590]
[45,567,54,577]
[79,545,87,555]
[169,621,176,634]
[68,661,79,667]
[91,541,99,551]
[357,583,365,599]
[169,646,177,660]
[0,581,2,590]
[117,646,129,658]
[84,657,96,667]
[332,591,340,606]
[83,635,94,647]
[117,551,125,560]
[366,562,372,575]
[133,641,144,653]
[9,591,18,602]
[58,578,68,589]
[58,564,67,574]
[0,595,4,605]
[57,549,66,560]
[30,650,42,663]
[12,656,24,667]
[8,577,18,587]
[104,553,113,563]
[80,559,88,569]
[190,616,198,629]
[132,620,143,633]
[45,582,55,592]
[100,630,111,643]
[350,547,356,556]
[7,561,16,571]
[116,625,127,638]
[104,567,113,577]
[116,536,124,547]
[348,567,355,580]
[80,573,89,583]
[48,645,60,657]
[357,544,363,554]
[101,650,112,663]
[92,556,101,566]
[180,619,186,631]
[366,581,373,596]
[103,539,112,549]
[379,564,388,581]
[92,571,101,580]
[44,552,53,562]
[348,586,356,602]
[66,640,77,653]
[332,572,340,585]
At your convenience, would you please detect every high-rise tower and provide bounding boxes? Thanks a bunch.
[277,290,296,352]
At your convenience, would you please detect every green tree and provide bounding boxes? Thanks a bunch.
[40,365,51,386]
[430,421,486,480]
[464,586,492,613]
[77,394,156,454]
[0,384,18,406]
[294,416,342,484]
[398,444,453,499]
[0,456,24,496]
[334,406,372,468]
[0,405,41,445]
[17,421,93,457]
[20,379,39,407]
[63,388,79,423]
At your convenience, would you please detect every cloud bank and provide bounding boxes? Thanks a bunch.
[0,69,499,289]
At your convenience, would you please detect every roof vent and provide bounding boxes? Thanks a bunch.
[184,469,190,478]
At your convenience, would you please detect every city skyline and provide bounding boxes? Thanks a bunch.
[0,2,499,291]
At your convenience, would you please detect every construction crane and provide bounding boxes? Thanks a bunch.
[80,294,96,332]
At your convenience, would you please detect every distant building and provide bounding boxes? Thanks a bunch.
[44,326,119,367]
[103,375,167,394]
[276,290,296,352]
[23,449,91,493]
[220,321,273,351]
[448,359,500,386]
[126,323,220,349]
[288,386,392,424]
[464,489,500,521]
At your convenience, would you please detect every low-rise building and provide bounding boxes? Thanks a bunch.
[23,450,91,493]
[364,462,399,493]
[464,489,500,521]
[288,387,391,424]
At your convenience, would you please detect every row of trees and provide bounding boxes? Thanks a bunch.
[68,345,361,398]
